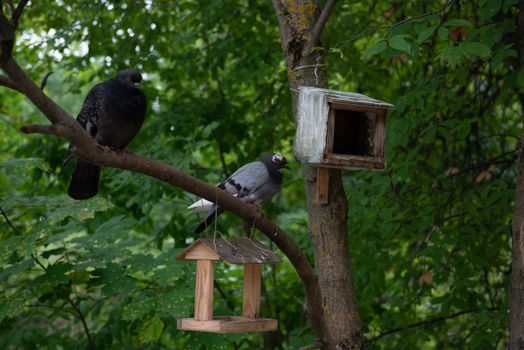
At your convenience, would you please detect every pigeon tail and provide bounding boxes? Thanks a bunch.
[68,160,101,200]
[187,198,214,214]
[194,207,224,234]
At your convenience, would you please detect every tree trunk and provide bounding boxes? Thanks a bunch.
[510,2,524,349]
[272,1,366,348]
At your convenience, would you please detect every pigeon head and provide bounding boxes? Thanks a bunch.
[117,70,143,87]
[261,153,290,172]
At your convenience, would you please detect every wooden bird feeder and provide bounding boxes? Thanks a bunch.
[176,238,281,333]
[294,86,394,203]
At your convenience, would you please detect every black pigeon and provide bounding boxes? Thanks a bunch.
[65,70,147,200]
[188,153,290,234]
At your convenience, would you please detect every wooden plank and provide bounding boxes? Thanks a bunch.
[177,317,278,333]
[219,317,278,333]
[176,241,221,261]
[324,153,385,169]
[325,105,335,153]
[373,111,387,158]
[177,318,222,332]
[242,264,261,318]
[194,260,214,321]
[316,167,329,204]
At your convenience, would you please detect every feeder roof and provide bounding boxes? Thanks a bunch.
[176,238,281,264]
[298,86,394,109]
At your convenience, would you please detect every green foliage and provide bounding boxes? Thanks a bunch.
[0,0,520,349]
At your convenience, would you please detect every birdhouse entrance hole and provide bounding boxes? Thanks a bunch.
[325,103,387,169]
[331,109,373,156]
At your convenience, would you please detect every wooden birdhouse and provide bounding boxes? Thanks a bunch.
[294,86,394,170]
[176,238,281,333]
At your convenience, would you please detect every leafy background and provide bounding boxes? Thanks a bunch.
[0,0,521,349]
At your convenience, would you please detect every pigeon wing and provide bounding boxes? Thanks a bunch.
[218,161,269,200]
[63,84,105,167]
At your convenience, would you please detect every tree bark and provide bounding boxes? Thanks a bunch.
[510,2,524,349]
[273,1,366,349]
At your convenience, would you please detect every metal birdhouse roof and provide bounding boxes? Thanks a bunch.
[176,238,281,264]
[298,86,394,109]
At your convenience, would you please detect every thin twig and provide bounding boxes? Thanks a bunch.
[28,303,78,317]
[40,71,53,90]
[302,0,337,56]
[31,253,47,271]
[0,206,19,234]
[336,0,455,47]
[60,287,95,350]
[370,307,498,341]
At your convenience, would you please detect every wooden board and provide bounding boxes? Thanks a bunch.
[316,167,329,204]
[176,241,221,261]
[324,153,386,170]
[373,111,387,158]
[242,264,261,318]
[194,260,214,321]
[177,316,278,333]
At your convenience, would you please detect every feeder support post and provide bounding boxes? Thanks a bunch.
[195,260,214,321]
[242,264,262,318]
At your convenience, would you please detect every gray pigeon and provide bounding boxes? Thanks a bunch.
[189,153,289,234]
[65,70,147,200]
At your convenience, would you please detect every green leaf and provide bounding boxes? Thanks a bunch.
[416,26,437,43]
[0,297,25,321]
[438,42,491,67]
[389,35,411,54]
[461,42,491,58]
[438,27,449,40]
[481,0,502,19]
[2,195,114,221]
[121,297,157,321]
[45,262,73,286]
[70,269,91,284]
[329,47,344,58]
[138,315,164,344]
[156,290,192,317]
[0,158,50,172]
[362,40,387,59]
[443,19,473,27]
[97,263,137,295]
[517,69,524,91]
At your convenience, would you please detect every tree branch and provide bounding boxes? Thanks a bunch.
[11,0,29,28]
[62,290,95,350]
[0,11,320,324]
[0,74,21,92]
[0,206,19,234]
[0,4,15,62]
[336,0,455,47]
[0,7,323,344]
[370,307,499,342]
[21,123,69,138]
[302,0,337,56]
[28,303,78,317]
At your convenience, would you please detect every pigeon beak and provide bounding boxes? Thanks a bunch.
[133,82,140,87]
[285,164,291,170]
